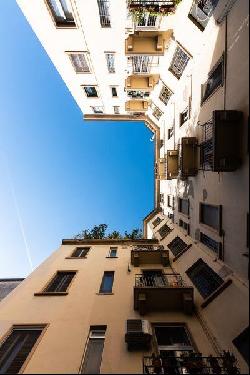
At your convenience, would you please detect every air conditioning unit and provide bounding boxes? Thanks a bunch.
[125,319,152,351]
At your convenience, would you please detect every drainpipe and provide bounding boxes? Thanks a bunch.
[223,15,228,111]
[173,102,176,149]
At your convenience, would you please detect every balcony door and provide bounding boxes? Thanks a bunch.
[142,270,166,287]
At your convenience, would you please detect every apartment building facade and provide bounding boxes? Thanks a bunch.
[0,238,248,373]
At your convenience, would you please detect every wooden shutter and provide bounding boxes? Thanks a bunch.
[0,328,42,374]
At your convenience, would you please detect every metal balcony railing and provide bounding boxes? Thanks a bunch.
[143,352,240,374]
[200,119,213,171]
[128,56,159,74]
[135,274,185,288]
[132,245,164,251]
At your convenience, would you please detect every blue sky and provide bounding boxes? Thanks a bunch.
[0,1,154,278]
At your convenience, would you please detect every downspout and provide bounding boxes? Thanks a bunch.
[223,16,228,111]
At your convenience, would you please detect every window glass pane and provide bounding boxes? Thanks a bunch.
[169,46,190,79]
[69,53,90,73]
[111,87,118,97]
[186,258,223,298]
[202,60,223,102]
[200,204,220,230]
[44,272,75,293]
[99,272,114,293]
[109,248,117,257]
[84,87,98,98]
[97,0,111,27]
[48,0,75,25]
[155,326,192,348]
[105,53,115,73]
[82,338,105,374]
[0,328,43,374]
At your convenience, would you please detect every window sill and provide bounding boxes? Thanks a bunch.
[96,293,114,295]
[201,279,232,308]
[34,292,69,296]
[65,257,87,259]
[106,257,118,259]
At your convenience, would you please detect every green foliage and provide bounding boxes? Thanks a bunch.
[73,224,143,240]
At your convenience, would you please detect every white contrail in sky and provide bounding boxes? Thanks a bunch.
[1,151,34,272]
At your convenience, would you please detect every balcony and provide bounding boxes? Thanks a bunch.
[131,245,169,266]
[134,274,194,315]
[125,31,172,56]
[125,74,160,91]
[143,352,239,374]
[128,1,178,16]
[179,137,198,178]
[125,99,149,112]
[167,150,179,179]
[200,110,243,172]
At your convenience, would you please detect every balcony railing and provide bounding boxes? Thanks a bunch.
[143,352,240,374]
[135,273,185,288]
[131,246,169,266]
[127,56,159,74]
[128,1,178,15]
[199,111,243,172]
[132,245,164,251]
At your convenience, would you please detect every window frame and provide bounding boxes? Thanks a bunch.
[169,43,191,79]
[82,85,99,98]
[200,232,223,260]
[91,106,104,114]
[201,55,225,105]
[66,247,90,259]
[159,84,173,106]
[45,0,76,28]
[113,106,120,115]
[97,0,111,28]
[110,86,118,98]
[152,103,163,121]
[98,271,115,294]
[180,106,190,126]
[199,203,223,236]
[66,51,91,74]
[34,270,77,296]
[105,52,115,73]
[0,324,48,374]
[178,198,190,217]
[107,247,118,258]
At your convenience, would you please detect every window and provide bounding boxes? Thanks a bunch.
[180,107,189,126]
[111,87,118,97]
[39,271,76,294]
[113,106,120,114]
[92,106,104,114]
[81,326,106,374]
[71,247,90,258]
[97,0,111,27]
[200,203,222,232]
[99,272,114,293]
[159,85,172,105]
[233,327,249,365]
[83,86,98,98]
[68,52,90,73]
[132,56,152,74]
[188,0,220,30]
[201,56,224,103]
[169,45,190,79]
[168,236,188,257]
[137,13,157,27]
[179,220,190,234]
[158,224,172,239]
[186,258,224,299]
[178,198,190,216]
[168,128,174,140]
[46,0,75,27]
[152,217,162,228]
[167,195,174,208]
[152,104,163,120]
[200,232,223,259]
[0,326,44,374]
[154,325,194,352]
[108,247,117,258]
[105,53,115,73]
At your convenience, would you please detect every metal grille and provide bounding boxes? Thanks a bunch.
[143,353,239,374]
[186,258,223,299]
[97,0,111,27]
[168,236,188,257]
[132,56,151,73]
[159,85,172,105]
[137,14,157,27]
[44,272,75,293]
[105,53,115,73]
[158,223,172,239]
[201,57,224,102]
[200,232,222,258]
[135,273,184,287]
[69,53,90,73]
[152,105,163,120]
[169,45,190,79]
[200,119,213,170]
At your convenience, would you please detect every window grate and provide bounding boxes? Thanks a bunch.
[97,0,111,27]
[105,53,115,73]
[132,56,152,73]
[159,85,172,105]
[69,53,90,73]
[200,232,222,259]
[188,0,220,30]
[201,56,224,103]
[168,236,188,257]
[186,258,223,299]
[158,224,172,239]
[169,45,190,79]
